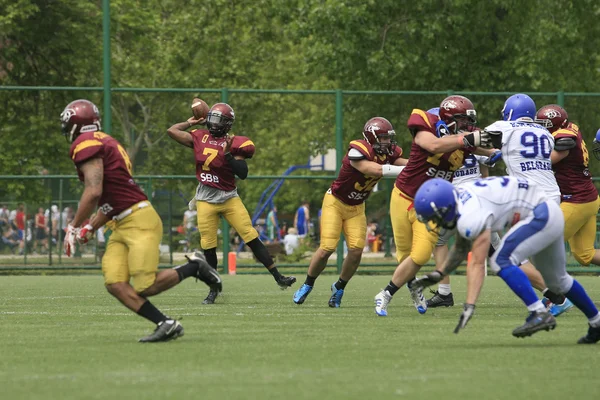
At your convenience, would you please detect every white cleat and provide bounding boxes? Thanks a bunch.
[408,282,427,314]
[374,290,393,317]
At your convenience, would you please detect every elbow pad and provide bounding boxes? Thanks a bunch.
[225,153,248,179]
[381,164,405,177]
[554,137,576,151]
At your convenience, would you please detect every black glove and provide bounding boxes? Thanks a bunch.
[410,270,444,289]
[454,303,476,334]
[462,130,491,148]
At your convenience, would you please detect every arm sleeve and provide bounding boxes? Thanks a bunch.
[225,153,249,179]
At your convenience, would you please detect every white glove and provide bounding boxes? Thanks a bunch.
[76,224,95,245]
[64,224,78,257]
[454,303,476,334]
[462,130,491,148]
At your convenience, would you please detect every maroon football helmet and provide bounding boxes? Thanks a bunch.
[206,103,235,137]
[438,95,477,133]
[535,104,568,133]
[362,117,397,155]
[60,99,101,143]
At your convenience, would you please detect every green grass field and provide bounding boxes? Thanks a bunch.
[1,274,599,400]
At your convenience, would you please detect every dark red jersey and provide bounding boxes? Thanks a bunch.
[330,139,403,205]
[395,109,470,198]
[191,130,255,191]
[69,131,147,217]
[552,122,598,203]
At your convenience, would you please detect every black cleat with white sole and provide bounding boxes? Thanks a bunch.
[139,320,184,343]
[276,275,297,290]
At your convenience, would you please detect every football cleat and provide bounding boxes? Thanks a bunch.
[408,280,428,314]
[577,324,600,344]
[542,297,574,317]
[293,283,313,304]
[139,320,184,343]
[328,283,344,308]
[276,275,297,290]
[202,288,220,305]
[426,290,454,308]
[374,290,392,317]
[512,311,556,338]
[187,251,222,291]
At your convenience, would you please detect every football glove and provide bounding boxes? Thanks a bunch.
[462,130,491,148]
[410,270,445,289]
[484,150,503,166]
[64,224,78,257]
[76,224,95,245]
[454,303,476,334]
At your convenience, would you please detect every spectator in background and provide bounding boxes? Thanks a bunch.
[0,204,9,228]
[35,207,48,254]
[182,208,197,252]
[283,227,300,255]
[266,206,277,242]
[294,201,310,239]
[279,222,288,241]
[2,225,20,254]
[15,204,25,255]
[50,205,60,245]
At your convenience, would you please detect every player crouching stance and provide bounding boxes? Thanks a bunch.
[61,99,221,342]
[411,177,600,343]
[293,117,406,307]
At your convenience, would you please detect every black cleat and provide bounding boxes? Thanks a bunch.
[202,287,220,304]
[276,275,297,290]
[512,311,556,338]
[577,324,600,344]
[139,320,184,343]
[187,251,222,291]
[426,290,454,308]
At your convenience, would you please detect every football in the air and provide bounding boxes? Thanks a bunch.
[191,98,210,120]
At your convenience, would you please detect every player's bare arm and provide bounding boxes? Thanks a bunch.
[88,211,111,231]
[350,159,405,178]
[465,229,491,305]
[167,116,204,148]
[71,157,104,227]
[439,234,472,276]
[415,129,490,153]
[550,149,569,164]
[393,157,408,166]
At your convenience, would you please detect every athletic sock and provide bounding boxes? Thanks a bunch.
[542,288,566,305]
[438,283,451,296]
[268,266,283,281]
[565,279,599,319]
[334,278,348,290]
[589,313,600,328]
[497,265,540,308]
[385,281,400,296]
[304,274,317,286]
[137,300,167,324]
[204,248,218,270]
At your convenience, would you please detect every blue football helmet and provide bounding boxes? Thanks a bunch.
[427,107,440,116]
[501,94,536,122]
[593,129,600,161]
[414,178,459,230]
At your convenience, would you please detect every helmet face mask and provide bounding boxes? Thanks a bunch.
[206,103,235,137]
[362,117,397,155]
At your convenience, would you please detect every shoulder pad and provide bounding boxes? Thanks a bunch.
[231,136,255,159]
[554,137,577,151]
[70,132,104,163]
[407,109,436,136]
[348,140,374,160]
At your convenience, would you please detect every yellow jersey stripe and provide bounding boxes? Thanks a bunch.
[239,140,255,148]
[412,109,432,129]
[350,140,371,157]
[72,140,103,159]
[552,129,577,137]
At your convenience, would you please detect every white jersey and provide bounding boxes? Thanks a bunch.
[485,120,561,202]
[452,154,488,187]
[455,176,548,240]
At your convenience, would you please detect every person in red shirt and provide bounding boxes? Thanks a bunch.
[34,207,48,254]
[60,99,220,342]
[14,204,25,254]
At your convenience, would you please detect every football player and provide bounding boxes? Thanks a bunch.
[485,95,574,316]
[536,105,600,267]
[593,129,600,160]
[374,95,492,317]
[167,103,296,304]
[424,108,502,309]
[411,177,600,343]
[293,117,407,307]
[61,99,220,343]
